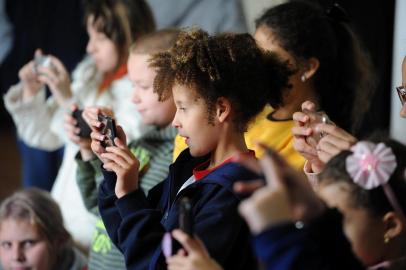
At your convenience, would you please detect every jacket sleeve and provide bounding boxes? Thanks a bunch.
[98,170,166,270]
[75,152,103,215]
[122,186,252,269]
[3,83,64,150]
[253,209,364,270]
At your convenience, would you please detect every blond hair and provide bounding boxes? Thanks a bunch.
[130,28,180,55]
[0,188,72,262]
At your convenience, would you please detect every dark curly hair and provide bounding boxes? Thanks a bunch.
[149,28,292,132]
[319,138,406,218]
[85,0,156,66]
[255,1,375,134]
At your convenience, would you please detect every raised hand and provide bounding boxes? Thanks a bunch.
[238,147,325,234]
[315,123,357,164]
[64,104,93,160]
[100,126,140,198]
[36,55,72,106]
[292,101,325,173]
[166,229,223,270]
[18,49,44,98]
[82,106,114,130]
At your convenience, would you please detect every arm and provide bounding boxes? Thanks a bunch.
[3,83,64,150]
[237,146,363,270]
[75,151,103,215]
[98,171,166,269]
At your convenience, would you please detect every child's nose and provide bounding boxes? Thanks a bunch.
[132,91,141,104]
[171,116,180,128]
[86,39,96,54]
[12,245,25,262]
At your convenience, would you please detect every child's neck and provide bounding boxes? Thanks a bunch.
[208,129,247,169]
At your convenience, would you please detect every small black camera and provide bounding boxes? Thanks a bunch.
[71,109,92,138]
[98,115,117,147]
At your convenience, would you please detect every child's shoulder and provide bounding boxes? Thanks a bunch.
[202,162,258,191]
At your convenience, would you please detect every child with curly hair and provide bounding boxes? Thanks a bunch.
[95,28,291,269]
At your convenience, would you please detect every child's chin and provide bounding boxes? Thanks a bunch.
[189,148,210,158]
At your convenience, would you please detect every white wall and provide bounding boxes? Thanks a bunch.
[390,0,406,143]
[241,0,287,33]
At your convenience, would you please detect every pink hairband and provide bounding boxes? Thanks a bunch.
[346,141,406,220]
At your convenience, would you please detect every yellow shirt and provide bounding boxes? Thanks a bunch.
[172,105,305,170]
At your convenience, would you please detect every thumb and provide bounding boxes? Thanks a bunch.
[34,49,43,58]
[115,125,127,146]
[70,103,78,113]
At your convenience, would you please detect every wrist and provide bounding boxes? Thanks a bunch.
[22,84,40,100]
[80,148,95,161]
[116,184,138,199]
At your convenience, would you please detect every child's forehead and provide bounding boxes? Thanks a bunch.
[129,53,152,63]
[128,54,156,77]
[172,83,201,101]
[0,217,40,236]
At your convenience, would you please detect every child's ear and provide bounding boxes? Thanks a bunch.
[301,57,320,81]
[382,211,404,241]
[215,97,231,123]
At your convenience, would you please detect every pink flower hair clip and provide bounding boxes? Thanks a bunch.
[346,141,405,220]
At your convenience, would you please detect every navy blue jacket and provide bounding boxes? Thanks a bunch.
[253,209,364,270]
[98,149,258,270]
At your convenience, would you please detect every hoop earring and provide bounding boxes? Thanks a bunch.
[301,74,306,82]
[384,234,390,244]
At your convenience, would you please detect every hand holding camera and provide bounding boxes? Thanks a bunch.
[65,105,93,160]
[292,101,325,173]
[18,50,45,99]
[314,123,357,164]
[33,51,72,107]
[301,109,333,148]
[88,116,140,198]
[238,146,325,234]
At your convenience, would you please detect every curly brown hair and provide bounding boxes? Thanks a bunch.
[150,29,292,132]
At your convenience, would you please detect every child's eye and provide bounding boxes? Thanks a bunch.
[22,240,37,249]
[1,242,11,250]
[139,86,150,91]
[179,107,186,112]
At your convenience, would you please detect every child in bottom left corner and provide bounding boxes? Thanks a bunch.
[0,188,87,270]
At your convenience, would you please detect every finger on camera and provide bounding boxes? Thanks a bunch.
[115,125,127,145]
[301,100,316,111]
[105,146,134,164]
[101,152,132,170]
[291,126,312,136]
[90,130,105,141]
[293,138,318,156]
[316,148,337,164]
[318,139,345,156]
[292,111,310,124]
[48,55,68,76]
[318,134,353,151]
[91,141,105,155]
[315,123,356,143]
[64,122,80,135]
[64,113,77,125]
